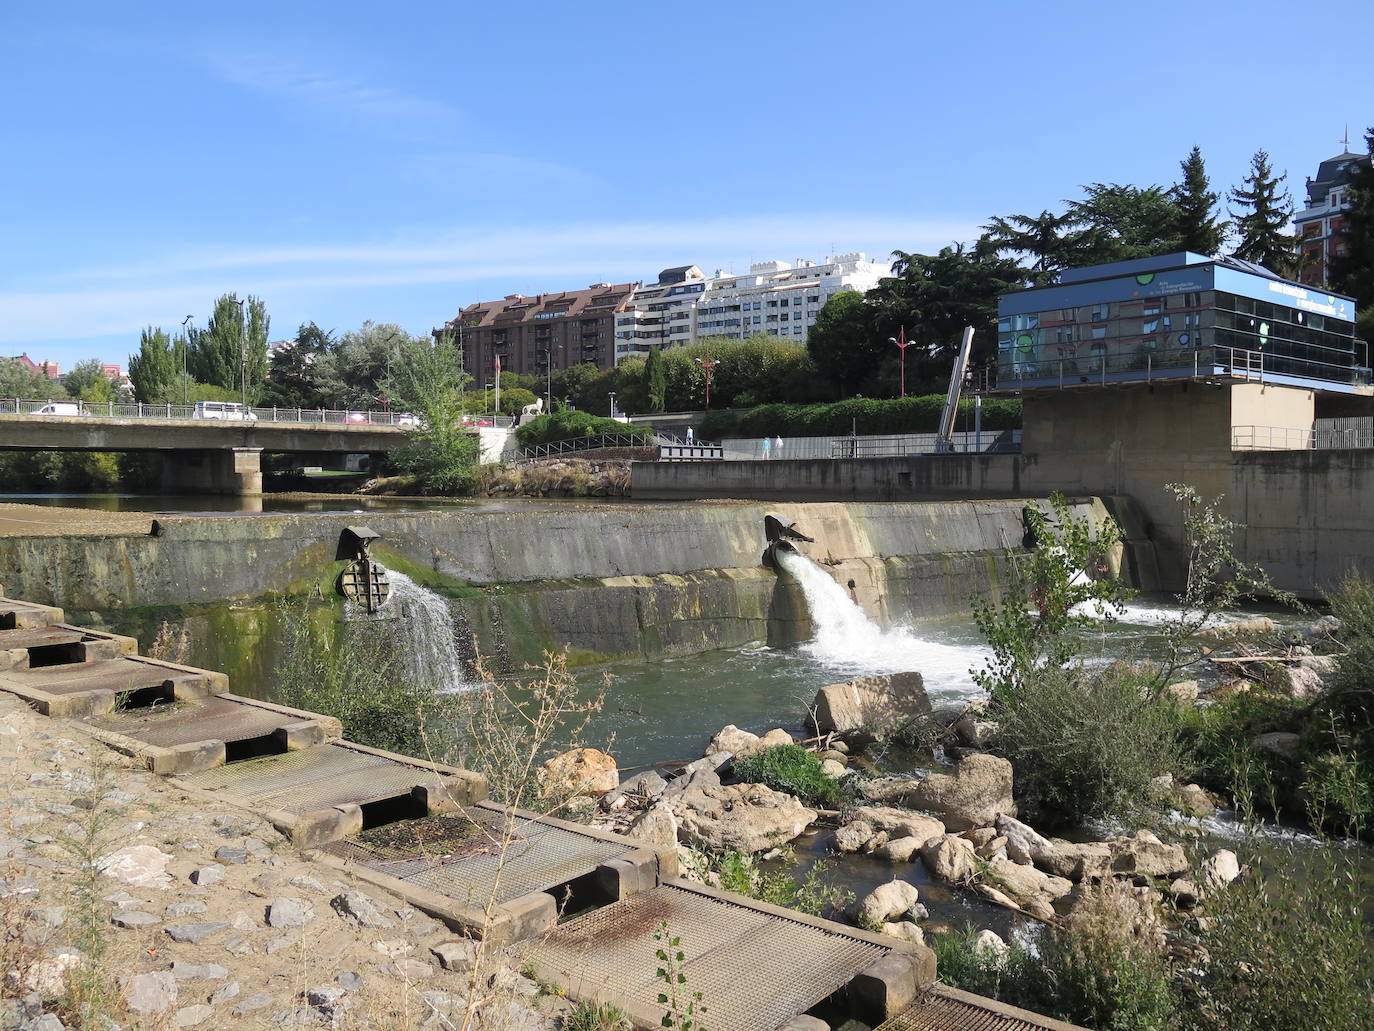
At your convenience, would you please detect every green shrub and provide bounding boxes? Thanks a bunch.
[734,394,1021,437]
[696,409,739,440]
[732,743,842,808]
[514,409,652,448]
[682,847,851,918]
[989,663,1191,827]
[562,1000,630,1031]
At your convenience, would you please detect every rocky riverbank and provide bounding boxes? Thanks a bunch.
[0,692,557,1031]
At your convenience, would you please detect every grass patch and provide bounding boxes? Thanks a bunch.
[732,743,842,808]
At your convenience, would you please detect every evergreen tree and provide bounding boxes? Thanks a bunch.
[128,326,179,403]
[1229,150,1296,274]
[188,293,270,402]
[261,322,334,408]
[1069,183,1183,264]
[1173,146,1228,255]
[644,345,666,412]
[1329,129,1374,311]
[982,209,1087,280]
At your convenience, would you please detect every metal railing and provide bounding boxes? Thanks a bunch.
[515,432,656,461]
[1234,418,1374,451]
[721,429,1021,461]
[0,398,523,428]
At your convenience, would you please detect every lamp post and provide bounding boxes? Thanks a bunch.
[608,391,617,419]
[181,315,193,404]
[693,350,719,409]
[542,342,561,413]
[889,326,913,398]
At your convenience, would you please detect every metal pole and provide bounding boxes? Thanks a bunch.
[235,299,247,410]
[974,395,982,453]
[181,315,193,404]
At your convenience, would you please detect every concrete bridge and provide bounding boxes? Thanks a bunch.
[0,412,410,494]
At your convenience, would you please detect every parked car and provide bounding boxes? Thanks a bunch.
[395,412,421,427]
[344,412,368,424]
[29,402,86,417]
[192,401,257,421]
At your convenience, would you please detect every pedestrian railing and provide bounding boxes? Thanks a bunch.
[1233,418,1374,451]
[0,398,448,427]
[515,432,656,461]
[721,429,1021,460]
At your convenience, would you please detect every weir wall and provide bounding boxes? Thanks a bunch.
[0,498,1113,672]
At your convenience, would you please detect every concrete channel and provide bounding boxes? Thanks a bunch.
[0,588,1084,1031]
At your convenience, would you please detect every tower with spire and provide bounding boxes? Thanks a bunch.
[1293,132,1371,287]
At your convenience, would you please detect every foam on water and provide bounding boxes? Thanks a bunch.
[774,546,989,702]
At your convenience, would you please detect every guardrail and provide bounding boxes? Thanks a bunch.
[515,432,656,461]
[0,398,513,428]
[1233,421,1374,451]
[721,429,1021,460]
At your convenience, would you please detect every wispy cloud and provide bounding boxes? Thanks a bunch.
[0,214,982,348]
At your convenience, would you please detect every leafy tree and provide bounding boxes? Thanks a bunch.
[63,359,114,402]
[260,322,334,409]
[805,290,874,394]
[188,293,270,401]
[386,333,480,494]
[1229,150,1296,274]
[549,362,608,413]
[645,345,667,412]
[1173,146,1229,256]
[981,208,1087,279]
[0,358,67,400]
[1069,182,1183,264]
[314,321,409,409]
[128,327,179,403]
[1329,128,1374,311]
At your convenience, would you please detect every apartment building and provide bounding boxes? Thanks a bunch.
[1294,145,1371,287]
[613,266,706,364]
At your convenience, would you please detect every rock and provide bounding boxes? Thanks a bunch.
[389,958,433,980]
[1298,654,1340,674]
[336,971,363,991]
[209,981,241,1005]
[124,971,177,1015]
[432,940,477,972]
[1283,665,1324,700]
[808,672,931,735]
[1163,680,1200,703]
[171,961,228,981]
[850,806,945,844]
[833,821,874,853]
[900,755,1015,831]
[190,866,224,887]
[231,992,274,1016]
[165,901,208,917]
[995,814,1054,866]
[1201,849,1240,889]
[20,1015,65,1031]
[1199,616,1277,640]
[818,749,848,765]
[820,759,847,779]
[921,834,976,883]
[96,845,173,888]
[862,831,890,852]
[974,929,1008,958]
[1252,731,1301,758]
[857,880,920,926]
[707,725,759,756]
[975,835,1008,861]
[601,770,666,810]
[1211,679,1253,699]
[755,728,794,751]
[669,783,817,853]
[873,836,925,863]
[539,748,618,798]
[880,920,925,945]
[289,874,327,894]
[267,897,315,929]
[165,922,230,944]
[1168,879,1199,908]
[112,911,160,929]
[985,857,1073,901]
[952,715,997,749]
[213,847,248,865]
[965,827,999,848]
[174,1004,213,1026]
[625,802,678,849]
[1111,831,1188,878]
[331,892,395,929]
[1176,783,1217,817]
[23,952,80,997]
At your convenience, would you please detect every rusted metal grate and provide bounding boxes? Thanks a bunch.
[876,985,1088,1031]
[526,882,888,1031]
[320,809,636,905]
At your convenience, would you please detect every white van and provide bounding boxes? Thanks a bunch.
[192,401,257,422]
[29,402,86,417]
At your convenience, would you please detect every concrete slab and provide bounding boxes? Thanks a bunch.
[525,879,930,1031]
[0,654,227,716]
[0,597,65,630]
[0,624,138,672]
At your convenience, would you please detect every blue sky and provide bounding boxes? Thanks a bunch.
[3,0,1370,370]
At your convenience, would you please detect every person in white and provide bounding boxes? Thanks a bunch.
[685,426,694,444]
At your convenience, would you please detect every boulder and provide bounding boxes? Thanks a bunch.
[1302,615,1342,642]
[1167,878,1199,909]
[952,715,997,749]
[880,921,925,945]
[808,672,930,735]
[1283,665,1325,700]
[1175,783,1217,817]
[833,821,874,854]
[124,971,177,1015]
[708,725,760,755]
[850,806,945,844]
[821,759,847,779]
[920,834,976,883]
[1163,680,1200,703]
[539,748,618,798]
[1111,831,1188,878]
[601,770,667,810]
[974,929,1008,958]
[1036,839,1113,881]
[900,755,1015,831]
[1200,849,1240,889]
[985,857,1073,901]
[873,836,925,863]
[625,802,678,849]
[1252,731,1301,758]
[1298,654,1340,674]
[975,835,1008,861]
[853,776,917,805]
[670,783,817,853]
[97,845,174,888]
[995,814,1054,866]
[856,879,920,926]
[1198,616,1276,640]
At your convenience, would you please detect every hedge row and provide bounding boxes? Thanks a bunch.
[702,394,1021,439]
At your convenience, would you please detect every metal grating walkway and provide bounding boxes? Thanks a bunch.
[526,881,888,1031]
[0,656,180,696]
[85,695,299,747]
[320,808,637,906]
[180,743,442,813]
[876,984,1088,1031]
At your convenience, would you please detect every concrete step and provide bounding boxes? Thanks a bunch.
[0,625,138,672]
[0,597,65,630]
[0,654,227,716]
[80,693,344,774]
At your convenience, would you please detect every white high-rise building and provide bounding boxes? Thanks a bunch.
[613,253,891,363]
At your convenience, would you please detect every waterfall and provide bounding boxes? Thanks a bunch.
[379,569,472,694]
[773,546,988,700]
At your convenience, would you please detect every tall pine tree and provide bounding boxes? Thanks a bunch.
[1329,129,1374,311]
[1173,146,1228,255]
[644,345,666,412]
[188,294,270,402]
[128,326,179,403]
[1229,150,1295,274]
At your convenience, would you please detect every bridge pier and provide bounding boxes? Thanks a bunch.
[161,447,263,496]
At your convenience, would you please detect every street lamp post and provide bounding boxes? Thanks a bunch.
[693,350,719,409]
[889,326,914,398]
[542,342,561,413]
[608,391,616,419]
[181,315,193,404]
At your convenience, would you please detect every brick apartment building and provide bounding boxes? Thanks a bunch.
[1294,145,1371,288]
[437,282,638,390]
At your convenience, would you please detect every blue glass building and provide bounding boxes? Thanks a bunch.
[996,252,1367,393]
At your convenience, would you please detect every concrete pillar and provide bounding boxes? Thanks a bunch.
[161,448,263,496]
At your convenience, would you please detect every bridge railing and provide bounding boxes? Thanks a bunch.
[515,432,656,461]
[0,398,435,426]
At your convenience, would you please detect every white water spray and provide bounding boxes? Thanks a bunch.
[774,546,988,700]
[380,569,472,694]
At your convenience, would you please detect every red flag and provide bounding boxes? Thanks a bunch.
[494,355,501,373]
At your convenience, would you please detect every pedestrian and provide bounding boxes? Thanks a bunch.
[761,436,772,460]
[774,435,784,458]
[685,426,694,444]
